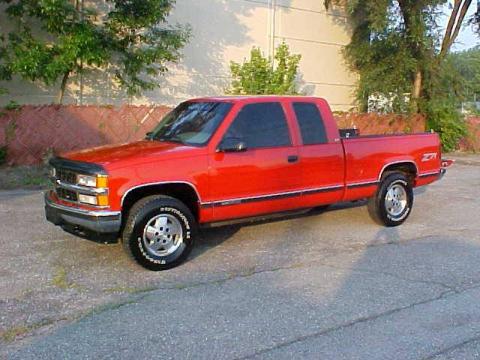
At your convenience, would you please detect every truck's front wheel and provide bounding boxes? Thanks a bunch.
[122,195,196,271]
[368,172,414,227]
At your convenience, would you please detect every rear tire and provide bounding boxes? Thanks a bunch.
[122,195,197,271]
[368,172,413,227]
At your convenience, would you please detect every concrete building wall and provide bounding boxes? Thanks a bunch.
[0,0,357,111]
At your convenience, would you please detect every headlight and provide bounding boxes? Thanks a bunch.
[78,194,109,206]
[77,174,97,187]
[78,194,97,205]
[77,174,108,188]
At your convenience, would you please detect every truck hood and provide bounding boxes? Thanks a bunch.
[62,140,205,170]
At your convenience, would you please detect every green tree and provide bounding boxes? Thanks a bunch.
[324,0,476,113]
[228,42,301,95]
[0,34,11,95]
[0,0,190,103]
[448,46,480,101]
[431,46,480,118]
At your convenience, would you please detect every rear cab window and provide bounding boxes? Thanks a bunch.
[293,102,328,145]
[224,102,292,149]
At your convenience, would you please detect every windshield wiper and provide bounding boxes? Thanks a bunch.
[153,135,185,145]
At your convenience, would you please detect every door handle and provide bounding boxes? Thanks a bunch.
[287,155,299,163]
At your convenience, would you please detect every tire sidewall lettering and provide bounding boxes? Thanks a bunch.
[135,206,192,265]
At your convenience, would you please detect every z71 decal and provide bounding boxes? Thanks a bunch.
[421,153,437,162]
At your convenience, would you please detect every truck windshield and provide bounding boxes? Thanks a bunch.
[148,102,232,146]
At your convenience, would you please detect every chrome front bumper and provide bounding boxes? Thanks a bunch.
[44,191,121,234]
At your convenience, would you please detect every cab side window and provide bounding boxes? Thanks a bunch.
[293,102,328,145]
[224,102,291,149]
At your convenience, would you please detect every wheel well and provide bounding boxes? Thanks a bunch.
[381,162,417,183]
[121,183,200,221]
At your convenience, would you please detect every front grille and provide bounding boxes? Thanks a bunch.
[56,168,77,184]
[56,187,78,202]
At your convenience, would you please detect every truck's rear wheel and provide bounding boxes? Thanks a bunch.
[368,172,413,227]
[122,195,196,271]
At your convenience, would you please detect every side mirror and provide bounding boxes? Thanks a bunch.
[217,137,248,153]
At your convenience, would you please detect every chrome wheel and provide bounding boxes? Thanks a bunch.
[143,214,183,257]
[385,182,407,217]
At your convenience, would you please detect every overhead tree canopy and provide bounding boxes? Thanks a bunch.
[325,0,478,113]
[0,0,190,103]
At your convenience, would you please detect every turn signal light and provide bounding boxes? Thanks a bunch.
[96,176,108,188]
[97,195,109,206]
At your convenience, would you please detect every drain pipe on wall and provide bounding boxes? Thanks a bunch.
[268,0,277,63]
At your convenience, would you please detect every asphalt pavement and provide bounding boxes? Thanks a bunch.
[1,155,479,359]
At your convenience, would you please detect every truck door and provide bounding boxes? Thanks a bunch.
[208,102,302,222]
[291,101,345,207]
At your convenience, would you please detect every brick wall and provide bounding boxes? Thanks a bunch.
[335,112,426,134]
[0,105,477,166]
[459,116,480,152]
[0,105,171,165]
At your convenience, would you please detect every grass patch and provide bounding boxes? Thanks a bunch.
[1,325,30,343]
[1,318,56,343]
[50,266,77,290]
[103,285,157,294]
[0,165,50,190]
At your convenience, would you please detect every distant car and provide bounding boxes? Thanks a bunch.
[45,96,452,270]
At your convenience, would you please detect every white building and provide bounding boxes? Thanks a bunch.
[0,0,357,111]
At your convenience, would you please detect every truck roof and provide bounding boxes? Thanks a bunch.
[189,95,327,103]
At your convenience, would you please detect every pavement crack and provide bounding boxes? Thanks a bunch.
[422,333,480,359]
[235,289,458,360]
[318,263,456,292]
[85,263,312,316]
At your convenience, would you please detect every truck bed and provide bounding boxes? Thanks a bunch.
[341,132,441,201]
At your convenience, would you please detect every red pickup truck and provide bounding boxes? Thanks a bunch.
[45,96,451,270]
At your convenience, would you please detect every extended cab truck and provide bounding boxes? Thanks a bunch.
[45,96,452,270]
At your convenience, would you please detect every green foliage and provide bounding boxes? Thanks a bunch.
[4,100,21,111]
[424,100,467,152]
[447,47,480,101]
[0,145,6,165]
[428,47,480,106]
[0,34,11,95]
[326,0,475,150]
[325,1,478,108]
[229,43,301,95]
[471,4,480,36]
[328,0,445,112]
[0,0,190,102]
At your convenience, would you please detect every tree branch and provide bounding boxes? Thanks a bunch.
[57,71,70,104]
[441,0,461,57]
[449,0,473,50]
[439,0,472,59]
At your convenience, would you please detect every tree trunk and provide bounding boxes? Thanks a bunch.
[57,71,70,104]
[439,0,472,60]
[410,69,422,113]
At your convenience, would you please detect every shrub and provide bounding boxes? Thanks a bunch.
[228,42,301,95]
[424,100,467,152]
[0,145,7,165]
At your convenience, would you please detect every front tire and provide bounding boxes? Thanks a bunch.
[368,172,413,227]
[122,195,197,271]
